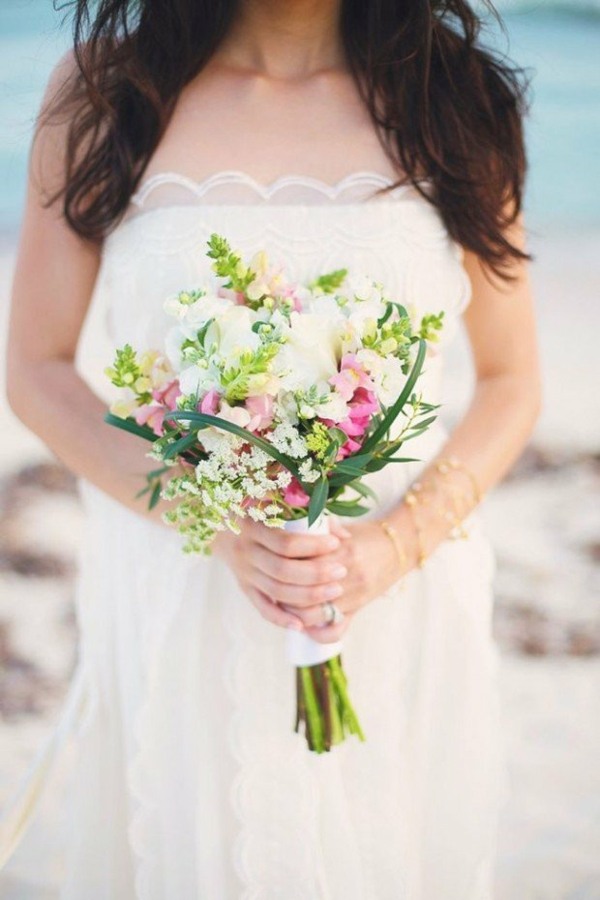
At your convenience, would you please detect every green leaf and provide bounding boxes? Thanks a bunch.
[376,302,394,328]
[308,476,329,526]
[332,452,374,472]
[164,410,300,478]
[327,427,349,447]
[148,481,162,510]
[162,432,199,461]
[361,338,427,452]
[326,501,370,517]
[348,481,378,502]
[399,417,439,443]
[104,412,157,442]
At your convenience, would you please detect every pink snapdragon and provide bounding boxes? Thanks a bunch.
[329,354,375,402]
[153,380,181,410]
[283,478,311,508]
[327,355,380,458]
[135,405,167,436]
[245,394,274,432]
[199,389,220,415]
[339,387,378,448]
[135,379,182,436]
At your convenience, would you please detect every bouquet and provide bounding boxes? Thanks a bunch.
[105,234,443,753]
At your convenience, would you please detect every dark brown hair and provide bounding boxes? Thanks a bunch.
[42,0,531,279]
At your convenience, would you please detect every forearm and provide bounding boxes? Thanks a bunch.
[8,358,164,523]
[387,372,542,569]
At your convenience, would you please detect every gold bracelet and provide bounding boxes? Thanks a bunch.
[404,489,427,568]
[434,456,482,506]
[379,519,407,575]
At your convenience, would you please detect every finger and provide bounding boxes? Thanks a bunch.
[249,543,348,587]
[249,566,344,609]
[245,585,305,630]
[303,616,351,644]
[278,602,347,629]
[248,523,341,559]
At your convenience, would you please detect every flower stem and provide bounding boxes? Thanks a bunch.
[294,655,365,753]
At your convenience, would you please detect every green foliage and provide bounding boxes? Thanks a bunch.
[221,343,280,403]
[418,311,445,342]
[206,233,254,294]
[104,344,151,401]
[309,268,348,294]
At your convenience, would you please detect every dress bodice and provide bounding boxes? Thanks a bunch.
[93,171,471,406]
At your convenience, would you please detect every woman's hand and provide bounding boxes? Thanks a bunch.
[282,518,404,643]
[212,519,349,633]
[214,516,405,644]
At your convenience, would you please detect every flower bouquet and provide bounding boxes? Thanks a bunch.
[105,234,443,753]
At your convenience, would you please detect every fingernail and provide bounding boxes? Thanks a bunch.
[331,565,348,580]
[325,536,341,550]
[323,583,343,600]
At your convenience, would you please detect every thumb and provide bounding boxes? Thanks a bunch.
[328,515,352,540]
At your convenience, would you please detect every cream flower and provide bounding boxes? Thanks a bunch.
[274,312,342,391]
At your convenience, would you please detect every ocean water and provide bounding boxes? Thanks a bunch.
[0,0,598,234]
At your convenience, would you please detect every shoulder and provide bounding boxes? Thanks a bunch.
[31,49,87,198]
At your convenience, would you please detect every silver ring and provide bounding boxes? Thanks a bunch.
[322,601,344,626]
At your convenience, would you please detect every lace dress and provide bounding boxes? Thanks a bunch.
[0,172,508,899]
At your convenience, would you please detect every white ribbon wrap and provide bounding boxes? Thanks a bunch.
[284,515,344,666]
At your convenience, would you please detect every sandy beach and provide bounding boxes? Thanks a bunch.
[0,227,599,897]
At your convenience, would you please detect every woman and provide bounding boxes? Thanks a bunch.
[4,0,541,897]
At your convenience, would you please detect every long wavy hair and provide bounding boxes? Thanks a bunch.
[41,0,532,279]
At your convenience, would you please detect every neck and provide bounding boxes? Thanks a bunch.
[218,0,345,79]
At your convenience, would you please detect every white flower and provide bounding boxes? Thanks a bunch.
[358,349,407,407]
[269,422,308,458]
[299,459,321,484]
[164,290,233,329]
[274,312,341,391]
[308,293,342,318]
[204,306,261,366]
[313,391,349,423]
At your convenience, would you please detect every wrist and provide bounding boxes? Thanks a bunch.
[385,503,422,572]
[377,511,419,578]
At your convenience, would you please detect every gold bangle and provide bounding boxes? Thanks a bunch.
[379,519,407,574]
[404,489,427,568]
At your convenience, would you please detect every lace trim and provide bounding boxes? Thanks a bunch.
[130,169,427,208]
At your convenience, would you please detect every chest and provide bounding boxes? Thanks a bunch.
[144,70,395,185]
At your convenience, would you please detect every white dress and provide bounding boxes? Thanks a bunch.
[0,171,508,899]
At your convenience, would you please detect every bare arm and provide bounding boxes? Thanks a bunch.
[382,210,542,562]
[6,55,163,522]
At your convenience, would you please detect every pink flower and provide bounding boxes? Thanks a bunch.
[152,380,181,410]
[327,386,379,460]
[338,437,362,459]
[217,286,246,305]
[135,404,166,437]
[245,394,274,432]
[280,284,305,313]
[283,478,311,508]
[333,388,379,440]
[329,354,375,402]
[199,389,220,415]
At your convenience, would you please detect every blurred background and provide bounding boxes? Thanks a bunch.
[0,1,598,897]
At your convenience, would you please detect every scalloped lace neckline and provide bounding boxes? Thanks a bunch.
[130,168,427,208]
